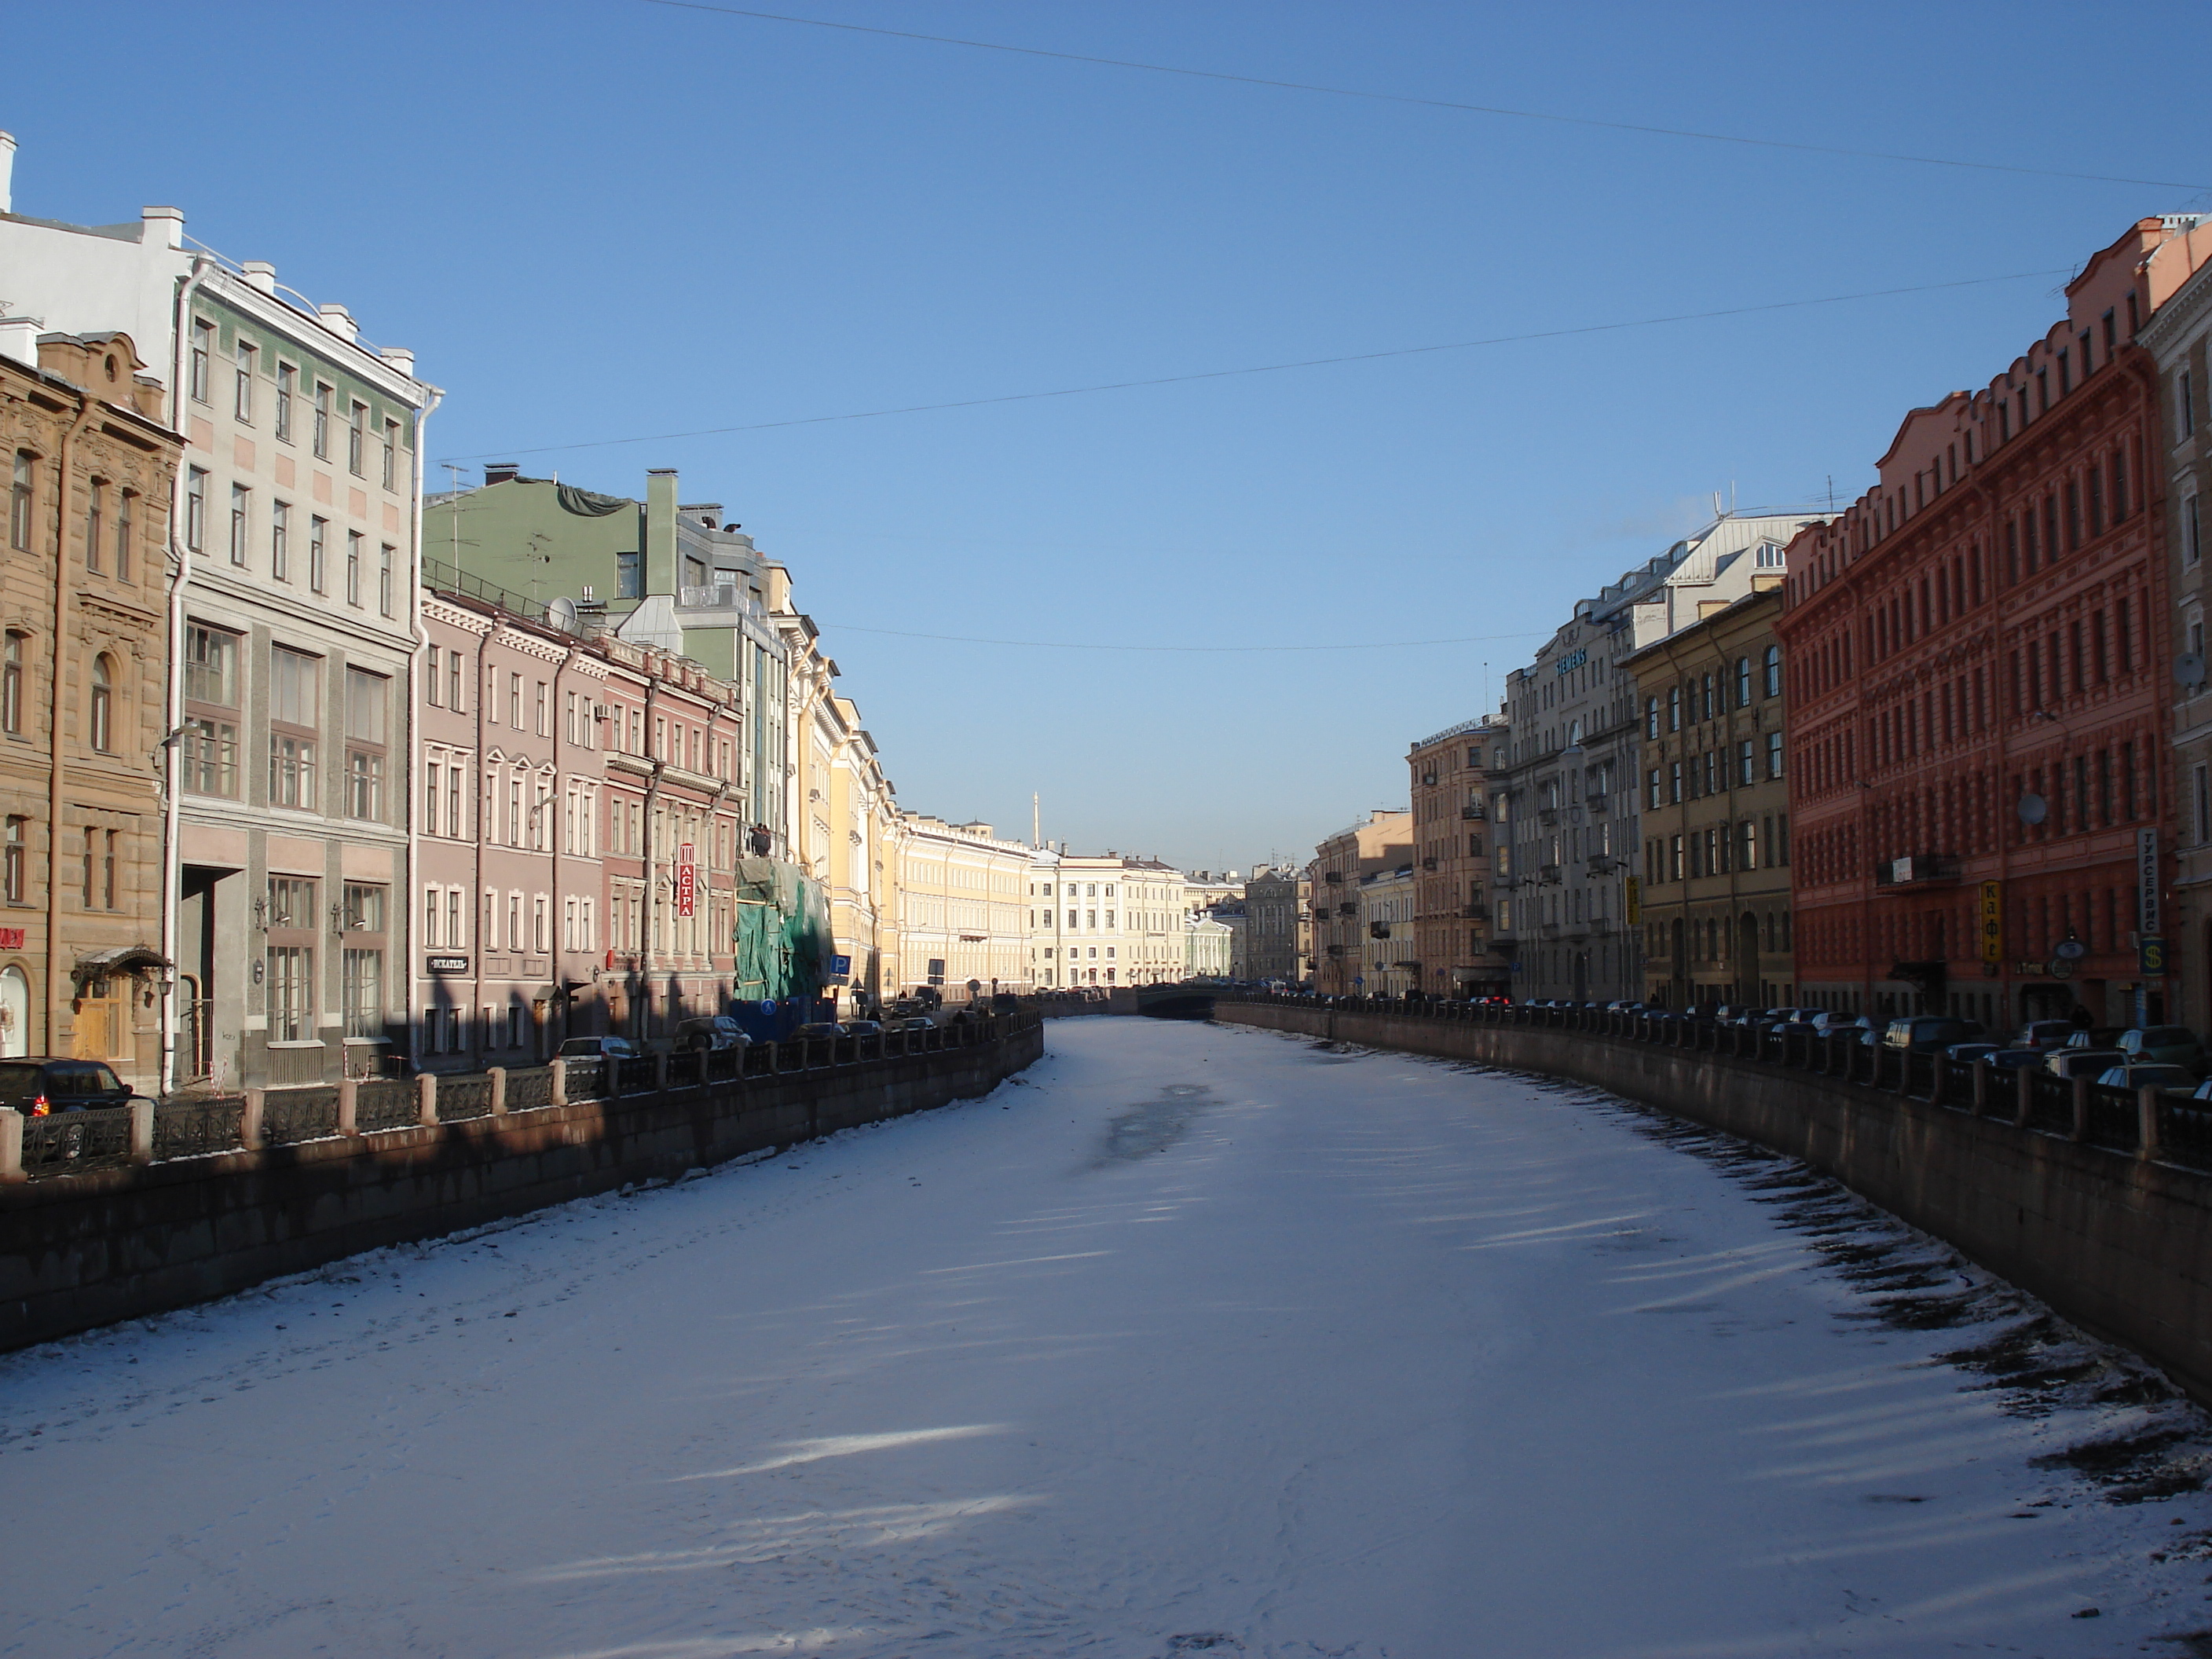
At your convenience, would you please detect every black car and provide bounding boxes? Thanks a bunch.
[555,1035,641,1061]
[671,1016,750,1053]
[0,1058,141,1115]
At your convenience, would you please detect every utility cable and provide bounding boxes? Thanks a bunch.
[816,623,1549,653]
[637,0,2212,193]
[443,267,2068,462]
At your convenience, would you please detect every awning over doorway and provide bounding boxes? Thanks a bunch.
[71,945,171,991]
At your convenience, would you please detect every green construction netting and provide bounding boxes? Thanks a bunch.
[731,858,831,1001]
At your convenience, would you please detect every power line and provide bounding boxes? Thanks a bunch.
[443,267,2068,462]
[637,0,2212,193]
[818,623,1547,653]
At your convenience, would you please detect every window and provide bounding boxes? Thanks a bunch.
[382,419,399,490]
[275,362,295,442]
[87,655,112,753]
[1735,657,1752,707]
[102,830,117,911]
[234,339,255,423]
[379,544,394,617]
[345,531,361,605]
[267,646,320,809]
[533,895,548,953]
[616,549,641,599]
[189,319,214,403]
[536,680,548,736]
[1766,731,1784,778]
[2182,369,2196,440]
[7,451,31,553]
[424,886,441,947]
[1667,687,1680,731]
[348,401,368,475]
[1701,673,1714,721]
[267,946,313,1042]
[424,761,441,834]
[1762,644,1782,698]
[79,826,95,908]
[228,483,250,566]
[344,668,388,822]
[565,690,577,745]
[181,624,240,797]
[2,817,22,904]
[84,478,103,573]
[2188,496,2203,569]
[313,383,332,459]
[427,646,442,706]
[1739,819,1757,872]
[447,649,463,711]
[113,488,132,582]
[183,467,205,553]
[270,500,290,580]
[1738,738,1753,786]
[309,515,327,592]
[1647,768,1661,810]
[1,633,21,736]
[510,673,524,729]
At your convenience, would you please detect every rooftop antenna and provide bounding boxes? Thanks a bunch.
[1032,792,1040,848]
[1826,474,1837,512]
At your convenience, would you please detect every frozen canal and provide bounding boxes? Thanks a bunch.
[5,1019,2212,1657]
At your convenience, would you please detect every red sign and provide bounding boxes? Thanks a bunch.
[0,928,23,949]
[676,842,698,918]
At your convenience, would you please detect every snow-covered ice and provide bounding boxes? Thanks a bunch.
[4,1017,2211,1657]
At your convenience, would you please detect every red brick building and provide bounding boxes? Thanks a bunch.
[1779,218,2212,1030]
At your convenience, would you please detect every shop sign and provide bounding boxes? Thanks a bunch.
[2139,828,2161,934]
[676,841,698,918]
[2141,936,2168,976]
[1977,881,2001,965]
[427,955,469,975]
[0,928,22,950]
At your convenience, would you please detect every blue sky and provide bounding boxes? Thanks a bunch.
[12,2,2210,873]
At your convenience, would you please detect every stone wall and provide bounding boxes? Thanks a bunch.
[1218,1002,2212,1404]
[0,1024,1042,1352]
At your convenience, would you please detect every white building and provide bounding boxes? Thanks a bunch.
[1028,851,1190,987]
[886,813,1034,1001]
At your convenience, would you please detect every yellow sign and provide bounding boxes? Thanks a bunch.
[1979,880,2002,965]
[1625,876,1641,925]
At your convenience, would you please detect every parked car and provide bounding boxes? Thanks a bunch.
[672,1016,750,1053]
[1943,1042,2004,1065]
[0,1059,142,1115]
[555,1035,640,1061]
[889,1016,936,1032]
[2008,1019,2086,1053]
[2114,1027,2209,1075]
[2092,1064,2197,1091]
[2061,1027,2127,1052]
[1881,1016,1984,1053]
[2046,1047,2127,1079]
[843,1020,884,1037]
[790,1021,848,1040]
[1808,1012,1872,1036]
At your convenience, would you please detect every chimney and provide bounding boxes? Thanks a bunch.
[0,133,14,214]
[483,463,521,486]
[141,205,185,249]
[316,302,357,343]
[378,345,415,377]
[240,261,276,295]
[0,313,41,367]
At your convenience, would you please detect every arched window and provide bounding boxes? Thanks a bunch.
[1645,697,1659,739]
[1736,656,1752,707]
[1763,643,1783,698]
[89,655,114,753]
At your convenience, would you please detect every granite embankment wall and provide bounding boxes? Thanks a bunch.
[1218,1000,2212,1403]
[0,1023,1042,1352]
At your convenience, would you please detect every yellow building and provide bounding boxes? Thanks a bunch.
[1624,584,1796,1009]
[886,815,1034,1001]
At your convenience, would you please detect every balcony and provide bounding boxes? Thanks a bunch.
[1540,922,1563,939]
[1586,793,1610,816]
[1325,943,1346,958]
[1421,856,1438,870]
[1875,854,1961,888]
[1369,922,1393,939]
[1324,870,1343,884]
[1460,903,1489,921]
[1337,902,1358,917]
[1537,807,1559,827]
[1587,855,1621,876]
[1590,917,1617,936]
[1461,804,1485,821]
[1539,864,1562,884]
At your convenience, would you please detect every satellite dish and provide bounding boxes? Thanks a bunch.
[2017,793,2048,826]
[2179,652,2207,689]
[546,595,580,633]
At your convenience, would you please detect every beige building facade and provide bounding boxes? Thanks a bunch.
[1308,809,1412,995]
[0,331,180,1088]
[887,814,1033,1001]
[1408,716,1508,998]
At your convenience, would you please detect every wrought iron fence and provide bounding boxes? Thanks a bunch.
[2024,1072,2076,1136]
[2159,1100,2212,1169]
[506,1067,554,1111]
[438,1076,495,1122]
[665,1050,702,1090]
[20,1106,133,1174]
[261,1086,341,1147]
[614,1055,657,1096]
[2082,1084,2141,1152]
[356,1079,419,1133]
[152,1097,244,1160]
